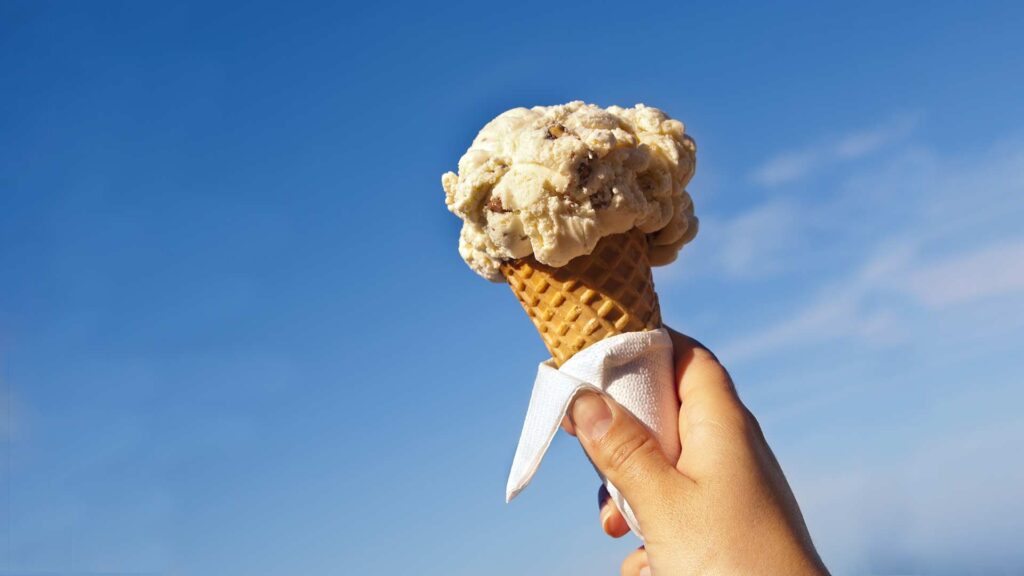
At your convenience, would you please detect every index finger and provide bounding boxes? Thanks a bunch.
[667,327,745,434]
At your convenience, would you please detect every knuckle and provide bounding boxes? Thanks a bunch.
[694,398,747,432]
[602,431,660,475]
[723,402,752,431]
[688,344,720,366]
[690,346,735,384]
[726,410,757,443]
[740,406,768,443]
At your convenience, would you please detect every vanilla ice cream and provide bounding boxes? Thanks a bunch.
[442,101,698,281]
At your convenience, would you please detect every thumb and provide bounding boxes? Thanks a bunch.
[570,391,691,523]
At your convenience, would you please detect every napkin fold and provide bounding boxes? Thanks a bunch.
[505,328,679,539]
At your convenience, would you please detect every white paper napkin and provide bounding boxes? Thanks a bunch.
[505,327,679,539]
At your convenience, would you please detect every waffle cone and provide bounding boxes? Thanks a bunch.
[501,228,662,367]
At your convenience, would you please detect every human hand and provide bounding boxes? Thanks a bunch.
[564,328,829,576]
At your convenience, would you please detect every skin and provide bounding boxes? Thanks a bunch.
[564,328,831,576]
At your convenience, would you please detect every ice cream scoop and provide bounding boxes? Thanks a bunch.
[443,101,698,281]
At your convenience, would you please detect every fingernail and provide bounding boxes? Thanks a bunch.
[639,566,651,576]
[597,484,612,531]
[571,391,612,441]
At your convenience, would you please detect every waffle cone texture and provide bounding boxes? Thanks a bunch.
[501,228,662,367]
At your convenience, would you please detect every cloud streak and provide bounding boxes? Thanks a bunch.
[723,131,1024,363]
[692,200,803,279]
[718,242,909,362]
[898,240,1024,308]
[721,236,1024,363]
[750,115,919,187]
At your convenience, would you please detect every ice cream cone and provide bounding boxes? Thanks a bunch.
[501,228,662,366]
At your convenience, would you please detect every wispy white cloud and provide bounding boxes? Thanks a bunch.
[750,115,919,186]
[898,240,1024,308]
[749,149,820,187]
[834,124,907,159]
[718,241,911,361]
[691,200,803,279]
[723,131,1024,363]
[721,237,1024,362]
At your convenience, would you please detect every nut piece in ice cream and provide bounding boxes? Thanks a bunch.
[442,101,698,281]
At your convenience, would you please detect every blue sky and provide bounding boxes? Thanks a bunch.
[2,1,1023,574]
